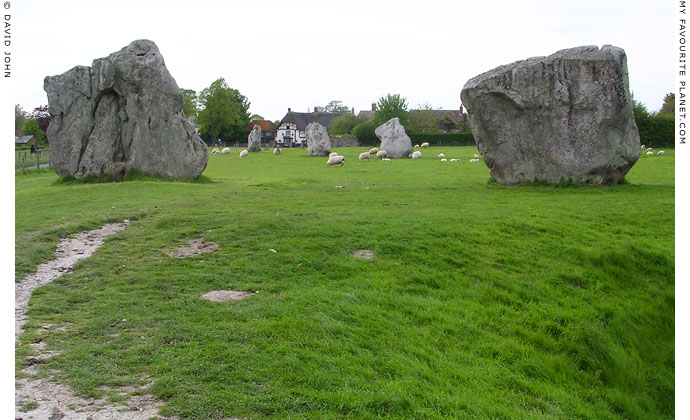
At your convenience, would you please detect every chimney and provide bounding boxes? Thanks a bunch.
[314,106,318,113]
[351,108,355,115]
[371,103,377,112]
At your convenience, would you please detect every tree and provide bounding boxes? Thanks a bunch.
[21,119,47,143]
[29,105,51,132]
[409,109,438,133]
[328,114,364,135]
[197,78,251,145]
[15,104,26,132]
[180,89,198,118]
[352,121,378,145]
[249,114,264,121]
[316,100,350,113]
[659,93,674,116]
[373,94,410,127]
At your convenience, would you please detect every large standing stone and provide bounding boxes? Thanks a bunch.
[374,118,413,158]
[460,45,640,185]
[44,39,208,180]
[306,122,331,156]
[248,125,262,152]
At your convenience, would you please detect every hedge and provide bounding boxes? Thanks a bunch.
[408,132,475,146]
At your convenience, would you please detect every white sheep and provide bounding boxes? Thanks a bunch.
[646,151,653,156]
[473,154,479,158]
[326,155,345,166]
[414,144,420,148]
[221,147,231,155]
[212,148,220,155]
[421,142,430,148]
[469,158,479,163]
[411,151,422,159]
[647,147,653,151]
[239,150,249,158]
[381,158,392,162]
[358,152,370,161]
[376,150,388,159]
[450,158,459,162]
[369,147,379,155]
[273,147,281,155]
[440,158,447,162]
[657,150,665,155]
[438,153,445,158]
[329,152,338,158]
[641,144,646,149]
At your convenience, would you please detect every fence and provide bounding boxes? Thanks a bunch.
[16,149,51,171]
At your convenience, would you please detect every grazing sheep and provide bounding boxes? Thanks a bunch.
[440,158,447,162]
[469,158,479,163]
[273,147,281,155]
[647,147,653,151]
[438,153,445,158]
[450,158,459,162]
[221,147,231,155]
[239,150,249,158]
[646,151,653,156]
[381,158,392,162]
[641,144,646,149]
[657,150,665,155]
[212,148,220,155]
[369,147,379,155]
[329,152,338,158]
[326,155,345,166]
[421,142,430,148]
[473,154,479,158]
[411,151,422,159]
[376,150,388,159]
[414,144,420,148]
[358,152,370,161]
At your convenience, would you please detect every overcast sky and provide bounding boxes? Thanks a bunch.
[11,0,674,121]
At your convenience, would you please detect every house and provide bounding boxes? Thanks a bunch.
[356,103,377,121]
[409,108,467,133]
[15,135,37,146]
[276,108,348,147]
[247,120,277,144]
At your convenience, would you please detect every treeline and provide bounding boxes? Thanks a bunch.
[633,93,674,148]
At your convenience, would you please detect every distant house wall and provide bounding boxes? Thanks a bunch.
[330,135,359,147]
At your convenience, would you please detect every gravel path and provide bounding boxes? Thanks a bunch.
[14,221,175,420]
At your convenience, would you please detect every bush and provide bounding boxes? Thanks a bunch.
[328,114,363,135]
[408,132,475,146]
[352,122,378,146]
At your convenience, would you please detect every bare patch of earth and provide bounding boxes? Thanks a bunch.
[352,249,375,259]
[14,221,179,420]
[200,290,257,302]
[167,237,218,258]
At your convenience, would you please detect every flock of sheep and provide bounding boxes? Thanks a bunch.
[641,145,665,156]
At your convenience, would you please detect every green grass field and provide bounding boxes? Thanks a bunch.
[15,146,674,419]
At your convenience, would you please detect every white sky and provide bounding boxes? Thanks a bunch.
[12,0,675,120]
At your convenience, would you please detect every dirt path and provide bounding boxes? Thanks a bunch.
[14,221,175,420]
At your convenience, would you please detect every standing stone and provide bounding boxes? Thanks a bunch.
[44,39,208,180]
[460,45,640,185]
[374,117,413,158]
[248,125,262,152]
[306,122,331,156]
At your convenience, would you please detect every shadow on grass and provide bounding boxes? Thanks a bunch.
[54,169,214,185]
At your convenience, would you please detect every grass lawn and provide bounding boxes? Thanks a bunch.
[15,146,674,419]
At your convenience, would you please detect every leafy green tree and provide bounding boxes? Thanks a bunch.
[409,109,438,133]
[328,114,364,135]
[15,104,26,132]
[197,78,250,145]
[316,100,350,113]
[373,94,410,127]
[659,93,674,116]
[180,89,198,118]
[21,118,47,143]
[250,114,264,121]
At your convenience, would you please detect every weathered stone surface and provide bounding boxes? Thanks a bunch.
[44,39,208,180]
[248,125,262,152]
[460,45,640,185]
[306,122,331,156]
[374,118,413,158]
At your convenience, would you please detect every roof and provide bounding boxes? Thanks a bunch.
[248,120,277,133]
[357,110,375,121]
[15,135,36,144]
[278,111,348,131]
[409,109,463,122]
